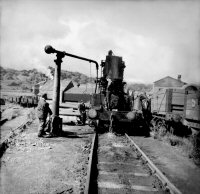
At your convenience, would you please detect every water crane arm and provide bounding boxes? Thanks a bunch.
[45,45,98,78]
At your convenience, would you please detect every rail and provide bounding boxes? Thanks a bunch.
[125,133,182,194]
[84,132,183,194]
[0,119,32,157]
[84,132,97,194]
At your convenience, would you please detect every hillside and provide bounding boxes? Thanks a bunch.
[0,66,152,94]
[0,66,94,92]
[127,83,153,93]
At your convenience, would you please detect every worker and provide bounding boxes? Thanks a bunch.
[37,93,53,137]
[78,100,86,125]
[139,92,151,137]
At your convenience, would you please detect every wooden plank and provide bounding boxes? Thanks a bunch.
[172,110,184,115]
[157,90,167,94]
[156,88,167,94]
[171,97,185,105]
[187,93,200,98]
[157,99,167,104]
[154,101,167,112]
[157,94,166,98]
[187,90,200,95]
[171,89,185,106]
[172,93,185,97]
[172,88,185,93]
[165,89,171,112]
[186,110,200,120]
[157,94,167,100]
[151,89,174,114]
[157,92,167,96]
[186,99,200,109]
[152,90,168,113]
[158,111,167,115]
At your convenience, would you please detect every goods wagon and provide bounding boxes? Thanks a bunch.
[151,84,200,135]
[6,95,39,108]
[184,85,200,130]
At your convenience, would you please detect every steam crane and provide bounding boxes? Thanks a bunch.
[44,45,99,135]
[88,50,135,133]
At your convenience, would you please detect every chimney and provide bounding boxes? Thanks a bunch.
[177,75,181,81]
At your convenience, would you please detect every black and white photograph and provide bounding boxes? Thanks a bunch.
[0,0,200,193]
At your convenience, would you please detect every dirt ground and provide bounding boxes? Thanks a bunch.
[131,136,200,194]
[1,103,200,194]
[0,109,94,194]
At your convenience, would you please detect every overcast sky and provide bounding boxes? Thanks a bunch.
[1,0,200,84]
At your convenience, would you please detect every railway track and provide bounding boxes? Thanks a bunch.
[0,119,33,157]
[85,132,182,194]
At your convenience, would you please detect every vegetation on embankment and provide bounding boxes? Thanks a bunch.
[151,125,200,166]
[0,66,95,92]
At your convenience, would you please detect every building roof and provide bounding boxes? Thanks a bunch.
[65,84,96,94]
[40,79,74,92]
[154,76,187,88]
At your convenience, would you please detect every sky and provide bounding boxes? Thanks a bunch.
[1,0,200,84]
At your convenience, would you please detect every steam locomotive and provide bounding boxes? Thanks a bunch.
[87,51,150,134]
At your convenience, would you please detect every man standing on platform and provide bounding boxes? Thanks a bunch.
[37,93,53,137]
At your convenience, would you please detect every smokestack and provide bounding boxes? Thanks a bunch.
[177,75,181,81]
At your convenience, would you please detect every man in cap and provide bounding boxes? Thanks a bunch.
[37,93,53,137]
[78,100,86,125]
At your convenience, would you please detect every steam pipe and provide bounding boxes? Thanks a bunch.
[45,45,99,93]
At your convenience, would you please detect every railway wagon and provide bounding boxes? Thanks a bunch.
[21,96,38,108]
[6,95,39,108]
[151,84,200,135]
[184,85,200,130]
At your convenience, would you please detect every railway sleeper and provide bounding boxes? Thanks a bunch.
[88,133,171,194]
